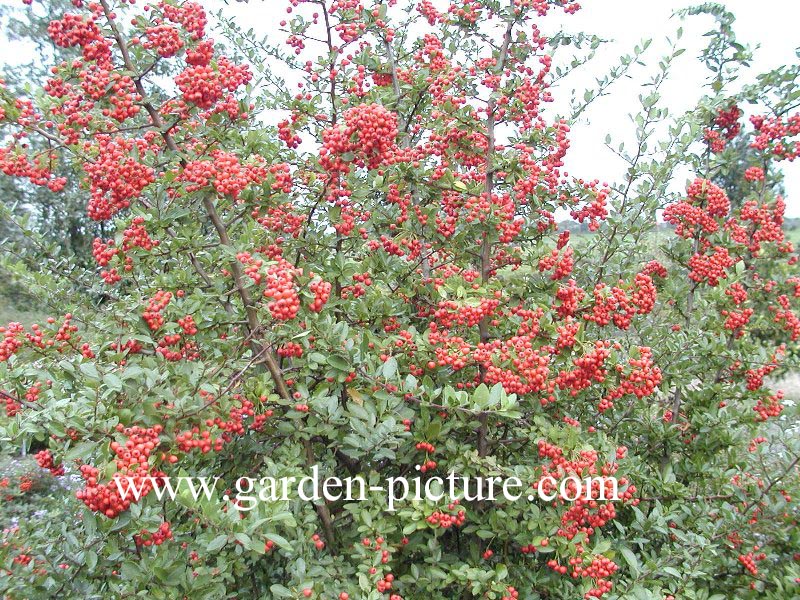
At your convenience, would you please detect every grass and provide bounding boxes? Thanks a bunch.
[0,294,46,327]
[785,227,800,247]
[775,371,800,404]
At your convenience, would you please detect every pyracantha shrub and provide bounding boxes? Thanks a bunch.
[0,1,798,599]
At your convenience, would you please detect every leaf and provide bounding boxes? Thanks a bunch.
[347,387,364,405]
[102,373,123,392]
[404,374,418,391]
[473,384,489,409]
[120,561,140,580]
[327,355,349,371]
[207,534,228,552]
[382,356,398,380]
[619,547,640,576]
[248,539,267,554]
[488,382,504,407]
[662,566,681,578]
[79,362,99,379]
[402,521,420,535]
[265,532,291,549]
[65,441,94,462]
[348,403,370,421]
[269,584,293,598]
[308,352,327,365]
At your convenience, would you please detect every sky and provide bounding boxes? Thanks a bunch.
[197,0,800,216]
[541,0,800,217]
[1,0,798,216]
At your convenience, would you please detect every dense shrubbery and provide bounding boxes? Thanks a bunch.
[0,1,798,599]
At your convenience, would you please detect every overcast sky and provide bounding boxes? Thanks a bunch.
[542,0,800,217]
[1,0,798,216]
[193,0,799,216]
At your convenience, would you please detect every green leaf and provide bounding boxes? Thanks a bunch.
[265,532,291,550]
[269,584,293,598]
[619,547,640,576]
[79,362,99,379]
[327,355,349,371]
[426,420,441,440]
[473,384,489,409]
[662,566,681,578]
[207,534,228,552]
[120,561,140,580]
[102,373,123,392]
[382,356,398,380]
[308,352,327,365]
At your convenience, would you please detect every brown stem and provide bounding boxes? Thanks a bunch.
[0,390,39,411]
[99,0,335,550]
[670,224,701,424]
[476,8,515,458]
[382,35,430,279]
[318,0,338,125]
[741,453,800,516]
[303,439,337,551]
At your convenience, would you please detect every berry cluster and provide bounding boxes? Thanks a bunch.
[159,0,207,40]
[84,136,155,221]
[143,24,183,58]
[177,315,197,336]
[744,166,765,182]
[727,198,787,255]
[92,216,159,283]
[772,293,800,341]
[143,290,172,331]
[76,424,163,518]
[34,449,64,476]
[570,181,610,232]
[584,272,657,330]
[750,112,800,161]
[722,308,754,335]
[47,13,111,65]
[309,277,332,312]
[753,391,783,421]
[0,145,67,192]
[186,39,214,66]
[745,345,784,391]
[263,259,302,321]
[175,57,251,110]
[664,178,730,238]
[277,342,303,358]
[134,522,173,547]
[538,246,574,280]
[738,551,765,576]
[703,105,742,153]
[0,322,24,362]
[426,502,466,529]
[181,151,266,201]
[319,103,400,233]
[600,347,662,412]
[688,246,737,287]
